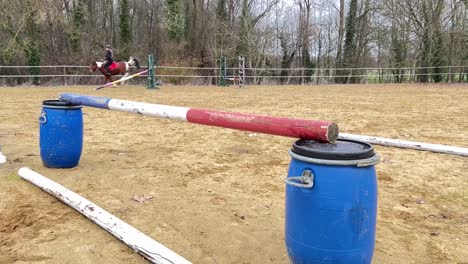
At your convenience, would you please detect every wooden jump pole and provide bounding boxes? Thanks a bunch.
[59,93,338,143]
[95,69,149,90]
[18,167,191,264]
[339,133,468,157]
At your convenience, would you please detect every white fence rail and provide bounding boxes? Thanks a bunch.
[0,65,466,86]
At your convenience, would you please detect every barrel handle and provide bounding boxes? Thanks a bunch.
[285,170,314,188]
[39,111,47,124]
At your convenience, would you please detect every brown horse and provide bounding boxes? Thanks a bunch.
[89,57,140,84]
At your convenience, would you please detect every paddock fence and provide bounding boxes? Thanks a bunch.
[0,65,466,86]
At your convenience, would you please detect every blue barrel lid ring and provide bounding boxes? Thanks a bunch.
[290,139,380,167]
[42,100,82,109]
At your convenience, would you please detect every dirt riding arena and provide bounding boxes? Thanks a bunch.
[0,84,467,264]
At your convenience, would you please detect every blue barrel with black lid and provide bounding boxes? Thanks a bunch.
[39,100,83,168]
[285,139,380,264]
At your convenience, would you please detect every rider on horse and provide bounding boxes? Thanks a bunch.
[103,45,113,75]
[89,48,140,84]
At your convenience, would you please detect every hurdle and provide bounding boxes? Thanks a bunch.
[95,69,149,90]
[218,56,245,88]
[59,93,339,143]
[59,93,468,156]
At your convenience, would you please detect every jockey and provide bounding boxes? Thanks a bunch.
[103,44,113,75]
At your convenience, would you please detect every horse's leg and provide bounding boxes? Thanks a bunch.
[120,72,129,85]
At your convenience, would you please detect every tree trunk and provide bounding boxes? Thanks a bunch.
[336,0,345,66]
[341,0,358,84]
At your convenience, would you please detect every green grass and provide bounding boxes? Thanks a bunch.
[5,172,20,181]
[438,190,468,207]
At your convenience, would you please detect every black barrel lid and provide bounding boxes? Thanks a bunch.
[291,139,375,160]
[42,99,77,107]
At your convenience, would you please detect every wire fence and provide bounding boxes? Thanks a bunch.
[0,65,466,86]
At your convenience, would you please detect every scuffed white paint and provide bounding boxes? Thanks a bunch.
[108,99,189,121]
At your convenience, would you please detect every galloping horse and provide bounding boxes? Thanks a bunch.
[89,57,141,84]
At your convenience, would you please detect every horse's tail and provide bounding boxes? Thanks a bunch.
[127,56,141,70]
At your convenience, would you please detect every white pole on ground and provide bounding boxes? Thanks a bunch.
[339,133,468,157]
[18,167,191,264]
[0,152,6,164]
[0,145,6,164]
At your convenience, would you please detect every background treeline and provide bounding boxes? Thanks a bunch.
[0,0,467,85]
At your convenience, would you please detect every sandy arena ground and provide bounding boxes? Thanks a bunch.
[0,84,467,264]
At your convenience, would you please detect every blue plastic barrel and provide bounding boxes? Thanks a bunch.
[39,100,83,168]
[285,139,380,264]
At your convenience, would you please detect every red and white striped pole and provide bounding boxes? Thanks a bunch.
[59,93,339,143]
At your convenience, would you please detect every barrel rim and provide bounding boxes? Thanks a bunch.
[291,139,375,160]
[42,100,82,109]
[288,150,380,167]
